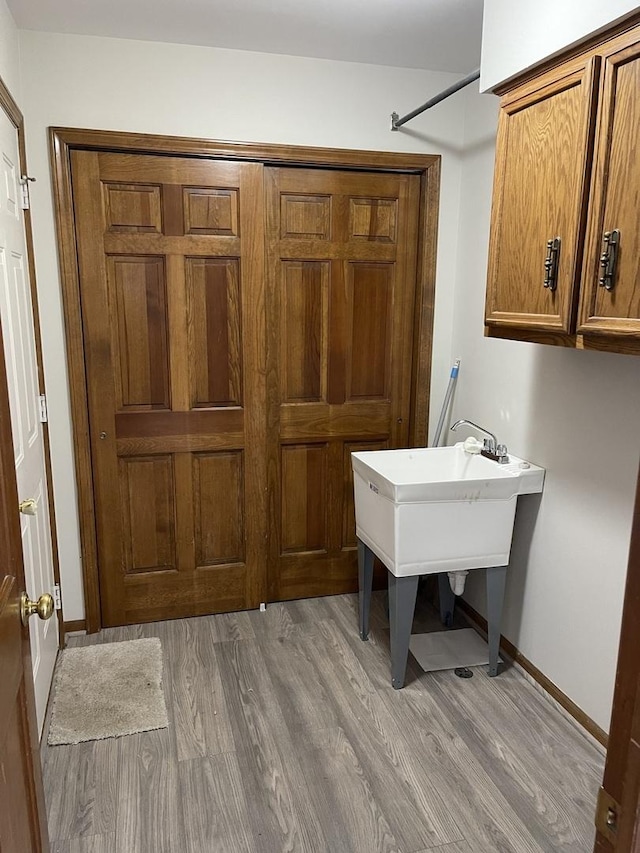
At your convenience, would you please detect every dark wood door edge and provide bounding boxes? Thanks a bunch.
[0,74,65,648]
[457,597,608,749]
[595,464,640,850]
[49,127,441,633]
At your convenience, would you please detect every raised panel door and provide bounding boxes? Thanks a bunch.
[485,58,599,333]
[265,167,420,601]
[0,109,57,733]
[71,152,266,626]
[579,39,640,336]
[0,239,49,850]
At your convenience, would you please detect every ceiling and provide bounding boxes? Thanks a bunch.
[7,0,484,73]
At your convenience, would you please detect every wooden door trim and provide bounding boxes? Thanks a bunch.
[0,77,65,647]
[49,127,440,173]
[49,127,440,633]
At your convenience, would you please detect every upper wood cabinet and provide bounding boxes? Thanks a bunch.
[485,19,640,353]
[579,39,640,337]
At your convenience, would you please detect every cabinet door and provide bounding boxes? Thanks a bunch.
[579,40,640,336]
[485,59,599,333]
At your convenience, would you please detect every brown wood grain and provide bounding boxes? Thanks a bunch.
[193,452,245,566]
[279,401,391,440]
[103,232,241,256]
[485,59,599,334]
[579,39,640,335]
[103,182,162,233]
[265,166,420,602]
[51,127,439,172]
[108,255,170,410]
[281,261,327,402]
[281,444,328,553]
[186,257,242,407]
[409,165,440,447]
[70,151,267,626]
[119,455,176,574]
[595,464,640,850]
[51,130,438,628]
[487,20,640,355]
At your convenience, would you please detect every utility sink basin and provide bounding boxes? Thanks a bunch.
[352,443,544,577]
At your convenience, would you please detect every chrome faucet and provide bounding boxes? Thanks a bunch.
[450,419,509,464]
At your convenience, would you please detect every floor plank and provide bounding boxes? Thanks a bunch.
[179,753,254,853]
[51,835,116,853]
[162,616,234,761]
[114,728,184,853]
[303,618,463,849]
[42,591,604,853]
[216,637,329,851]
[296,727,403,853]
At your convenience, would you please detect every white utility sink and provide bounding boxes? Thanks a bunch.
[352,443,544,577]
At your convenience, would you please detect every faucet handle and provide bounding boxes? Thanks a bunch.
[496,443,509,462]
[482,437,496,453]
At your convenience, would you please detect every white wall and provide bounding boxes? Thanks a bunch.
[19,31,467,621]
[451,86,640,733]
[0,0,20,101]
[481,0,639,91]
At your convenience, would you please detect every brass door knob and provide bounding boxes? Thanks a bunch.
[20,592,54,626]
[19,498,38,515]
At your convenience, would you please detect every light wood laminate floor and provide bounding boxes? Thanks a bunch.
[42,592,604,853]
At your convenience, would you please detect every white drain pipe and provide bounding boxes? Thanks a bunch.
[448,570,469,596]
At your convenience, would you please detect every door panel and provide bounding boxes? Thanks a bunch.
[266,167,420,601]
[280,261,328,403]
[109,255,170,409]
[193,451,245,566]
[0,109,57,732]
[119,455,176,574]
[71,152,266,626]
[281,444,328,553]
[347,262,392,399]
[186,258,242,407]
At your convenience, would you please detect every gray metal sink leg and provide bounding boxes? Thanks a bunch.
[389,571,419,689]
[358,539,374,640]
[486,565,507,676]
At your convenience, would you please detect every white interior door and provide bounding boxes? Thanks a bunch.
[0,108,58,735]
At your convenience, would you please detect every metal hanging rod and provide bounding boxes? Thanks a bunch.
[390,68,481,131]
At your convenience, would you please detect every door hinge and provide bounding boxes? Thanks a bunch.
[38,394,47,423]
[53,583,62,611]
[19,175,35,210]
[595,786,620,844]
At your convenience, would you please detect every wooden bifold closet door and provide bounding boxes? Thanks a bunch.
[265,167,420,601]
[70,151,421,626]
